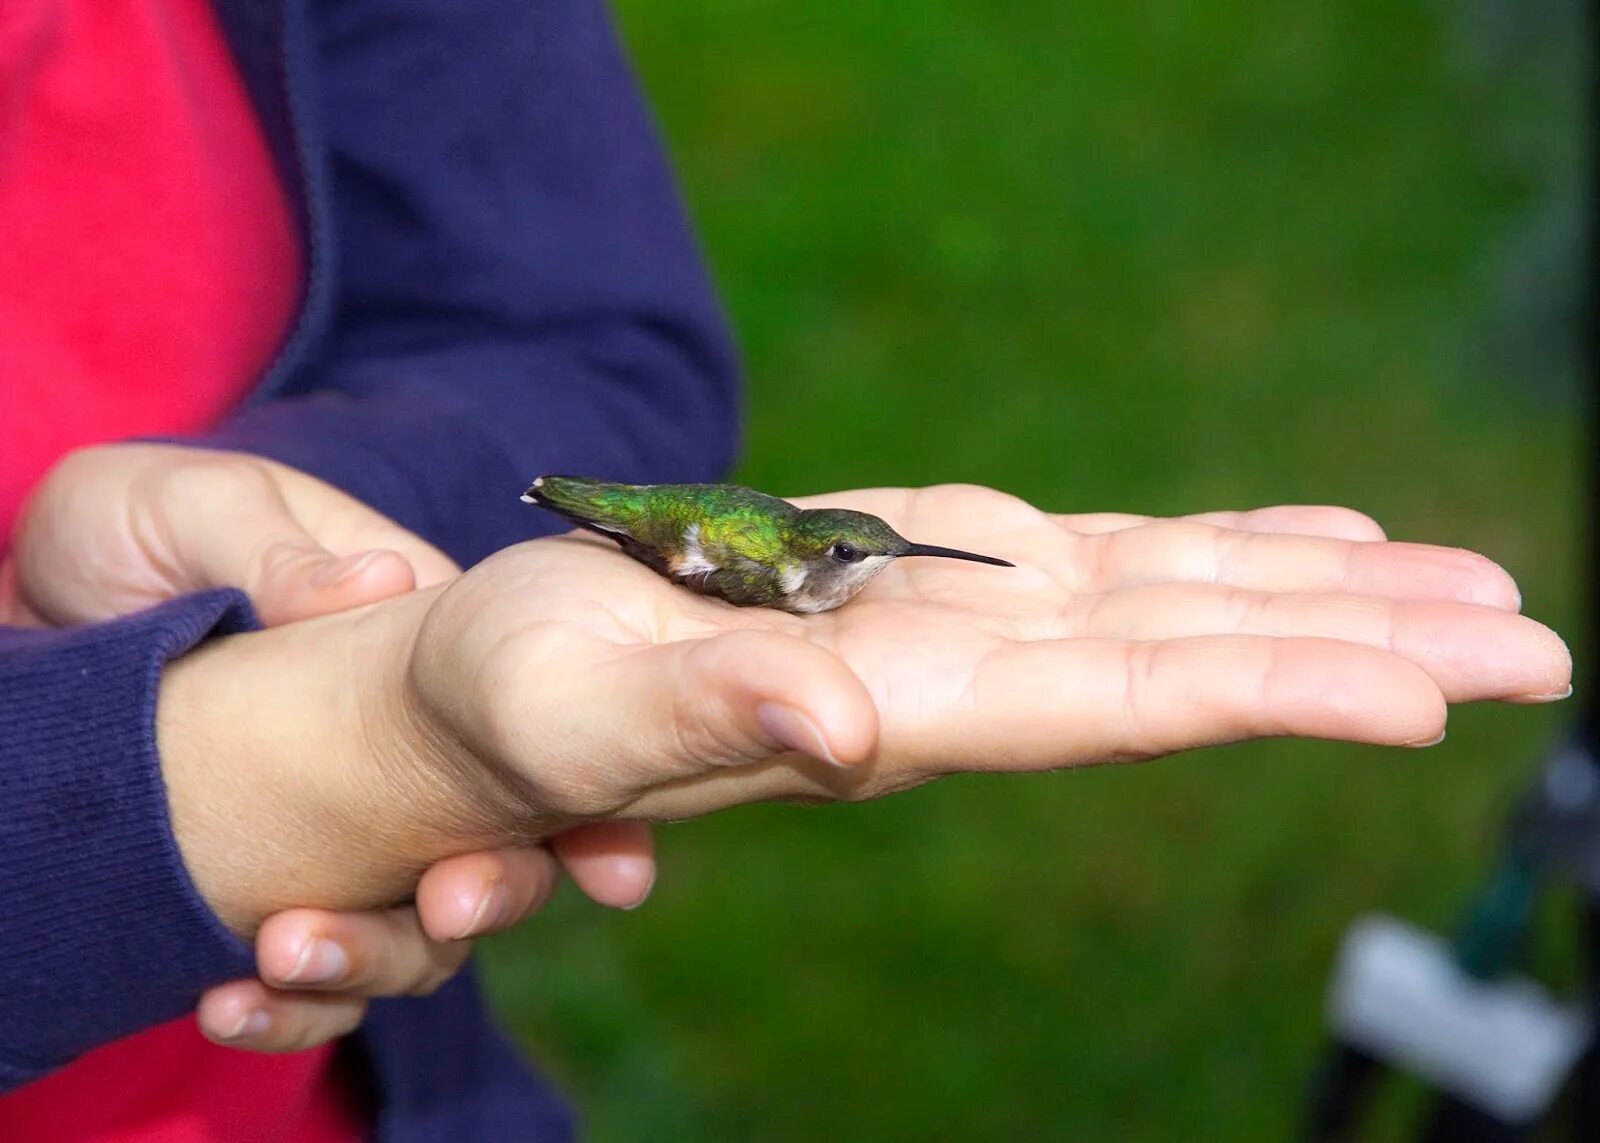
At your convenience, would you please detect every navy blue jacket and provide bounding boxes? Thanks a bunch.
[0,0,739,1137]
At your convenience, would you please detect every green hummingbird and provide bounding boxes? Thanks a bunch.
[521,475,1014,614]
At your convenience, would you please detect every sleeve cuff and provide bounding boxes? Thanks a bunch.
[0,591,261,1084]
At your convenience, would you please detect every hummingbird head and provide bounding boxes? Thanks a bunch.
[780,509,1014,612]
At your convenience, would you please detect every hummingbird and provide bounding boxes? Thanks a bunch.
[521,475,1014,614]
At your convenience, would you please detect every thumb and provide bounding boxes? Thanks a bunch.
[153,466,429,626]
[12,447,457,627]
[560,629,880,817]
[246,541,419,627]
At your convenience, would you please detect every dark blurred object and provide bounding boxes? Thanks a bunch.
[1305,2,1598,1137]
[1469,0,1589,406]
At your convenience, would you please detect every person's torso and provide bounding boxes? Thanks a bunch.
[0,4,362,1139]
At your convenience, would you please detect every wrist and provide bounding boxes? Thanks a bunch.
[358,587,545,856]
[155,589,505,934]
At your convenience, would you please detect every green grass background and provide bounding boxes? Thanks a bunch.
[479,2,1588,1137]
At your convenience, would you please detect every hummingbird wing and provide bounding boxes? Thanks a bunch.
[680,561,789,608]
[524,477,803,604]
[676,503,804,607]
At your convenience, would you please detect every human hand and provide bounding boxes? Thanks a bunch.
[4,444,656,1052]
[4,443,459,626]
[194,821,654,1053]
[160,485,1569,931]
[397,488,1570,823]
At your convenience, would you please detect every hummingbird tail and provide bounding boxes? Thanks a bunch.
[521,475,652,539]
[521,474,606,512]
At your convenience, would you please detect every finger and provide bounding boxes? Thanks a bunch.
[1062,586,1572,702]
[620,634,1457,818]
[551,821,657,910]
[559,629,880,799]
[143,457,459,625]
[921,635,1451,768]
[254,906,472,997]
[134,461,418,624]
[197,979,366,1054]
[252,543,420,627]
[209,521,419,628]
[1058,505,1388,542]
[274,465,460,590]
[415,847,564,942]
[1074,521,1522,610]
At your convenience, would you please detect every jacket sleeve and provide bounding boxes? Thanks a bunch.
[0,594,260,1090]
[195,0,742,568]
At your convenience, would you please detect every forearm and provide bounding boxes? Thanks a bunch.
[0,588,497,1087]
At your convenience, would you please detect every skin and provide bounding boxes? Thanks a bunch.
[148,484,1570,949]
[8,453,1573,1051]
[3,445,657,1052]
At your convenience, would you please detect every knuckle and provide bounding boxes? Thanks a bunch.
[40,441,141,486]
[1119,642,1163,756]
[251,537,326,592]
[395,931,471,997]
[152,453,264,504]
[1219,585,1257,630]
[33,445,96,495]
[1310,505,1386,541]
[1451,550,1520,605]
[922,482,993,504]
[924,483,1042,527]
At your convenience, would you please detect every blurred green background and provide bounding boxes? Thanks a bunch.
[481,1,1588,1137]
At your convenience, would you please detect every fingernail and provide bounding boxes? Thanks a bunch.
[1406,730,1447,749]
[220,1008,271,1041]
[456,880,508,940]
[1511,685,1574,704]
[283,937,348,984]
[310,550,381,588]
[621,863,657,912]
[757,702,842,767]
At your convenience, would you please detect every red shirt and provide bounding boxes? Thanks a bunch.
[0,0,297,535]
[0,2,361,1138]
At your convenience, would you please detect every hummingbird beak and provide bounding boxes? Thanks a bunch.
[899,543,1015,568]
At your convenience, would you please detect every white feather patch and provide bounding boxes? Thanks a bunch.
[674,523,719,576]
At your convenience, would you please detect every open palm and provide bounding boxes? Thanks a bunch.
[408,484,1569,831]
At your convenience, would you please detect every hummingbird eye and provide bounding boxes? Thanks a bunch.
[830,542,865,564]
